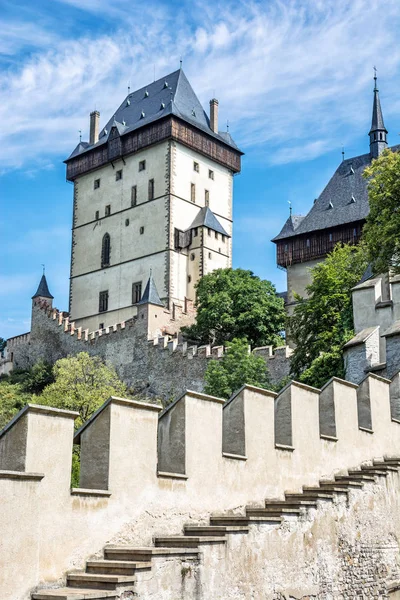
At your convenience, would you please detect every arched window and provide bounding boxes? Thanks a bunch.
[101,233,111,268]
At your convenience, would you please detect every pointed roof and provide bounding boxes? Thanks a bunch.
[272,214,305,241]
[67,69,241,161]
[32,274,53,299]
[188,206,230,237]
[369,76,387,134]
[137,274,164,307]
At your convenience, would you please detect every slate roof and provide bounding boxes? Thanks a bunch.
[137,274,164,307]
[32,274,53,299]
[272,144,400,241]
[188,207,230,237]
[67,69,240,160]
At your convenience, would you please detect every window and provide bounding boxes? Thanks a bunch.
[105,205,111,216]
[95,210,99,220]
[116,169,123,181]
[209,169,214,180]
[329,233,333,242]
[205,190,209,206]
[125,219,130,226]
[94,178,100,189]
[208,252,212,259]
[284,244,288,252]
[208,228,211,236]
[131,185,137,206]
[99,291,109,313]
[380,132,383,140]
[190,253,195,261]
[148,178,154,200]
[140,226,144,234]
[222,235,226,243]
[219,247,221,253]
[101,233,111,268]
[353,228,357,237]
[139,160,146,171]
[191,183,196,203]
[99,323,104,330]
[132,282,142,304]
[188,275,192,283]
[193,161,199,172]
[306,239,310,248]
[193,227,198,237]
[215,231,219,240]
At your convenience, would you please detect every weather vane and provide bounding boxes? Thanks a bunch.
[180,57,183,68]
[42,264,45,275]
[227,120,229,132]
[288,200,292,216]
[342,146,345,162]
[79,130,82,142]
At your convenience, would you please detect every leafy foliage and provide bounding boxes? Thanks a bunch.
[363,149,400,274]
[204,338,270,400]
[0,338,6,354]
[38,352,127,428]
[0,381,31,429]
[182,268,285,347]
[289,243,368,385]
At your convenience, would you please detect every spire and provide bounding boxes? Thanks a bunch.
[137,274,164,307]
[369,68,388,159]
[32,273,54,300]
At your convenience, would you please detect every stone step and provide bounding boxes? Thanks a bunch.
[264,499,317,508]
[184,525,249,536]
[32,589,117,600]
[67,572,135,591]
[210,514,282,526]
[348,469,384,478]
[383,457,400,465]
[285,491,334,501]
[372,461,398,471]
[303,486,348,495]
[246,506,301,516]
[154,536,226,548]
[336,474,375,482]
[86,560,152,575]
[104,546,201,562]
[359,466,388,476]
[320,479,364,489]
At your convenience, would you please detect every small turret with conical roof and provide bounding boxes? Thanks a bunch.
[32,272,54,308]
[136,273,165,338]
[369,69,388,159]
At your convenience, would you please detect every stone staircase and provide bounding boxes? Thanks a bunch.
[32,457,400,600]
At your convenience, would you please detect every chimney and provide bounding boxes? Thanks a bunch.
[209,98,219,133]
[89,110,100,145]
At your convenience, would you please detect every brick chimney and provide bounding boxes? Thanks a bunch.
[209,99,219,133]
[89,110,100,145]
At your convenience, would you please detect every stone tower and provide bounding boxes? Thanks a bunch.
[65,69,242,332]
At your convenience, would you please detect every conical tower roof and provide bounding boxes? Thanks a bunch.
[137,274,164,307]
[369,75,387,134]
[32,274,54,299]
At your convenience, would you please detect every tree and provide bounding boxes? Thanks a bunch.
[363,149,400,274]
[0,338,6,355]
[204,338,270,400]
[0,382,31,429]
[289,243,368,385]
[182,268,285,347]
[38,352,128,427]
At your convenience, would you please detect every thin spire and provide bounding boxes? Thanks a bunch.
[369,67,388,158]
[288,200,292,217]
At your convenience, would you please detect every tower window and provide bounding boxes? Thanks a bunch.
[99,290,109,313]
[209,170,214,180]
[101,233,111,268]
[125,219,130,226]
[105,205,111,216]
[94,178,100,189]
[306,239,310,248]
[193,227,198,237]
[191,183,196,203]
[222,235,226,243]
[131,185,137,206]
[116,169,123,181]
[95,210,99,220]
[353,228,357,237]
[132,282,142,304]
[329,233,333,242]
[99,323,104,330]
[193,161,199,173]
[215,231,219,240]
[140,226,144,234]
[148,178,155,200]
[374,133,377,141]
[188,275,192,283]
[284,244,288,252]
[380,132,383,140]
[208,228,211,236]
[190,253,195,261]
[208,252,212,259]
[205,190,209,206]
[139,160,146,171]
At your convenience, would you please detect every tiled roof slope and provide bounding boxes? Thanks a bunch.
[273,145,400,241]
[137,274,164,307]
[32,274,54,299]
[67,69,240,160]
[188,207,230,237]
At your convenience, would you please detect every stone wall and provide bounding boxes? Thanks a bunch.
[1,373,400,599]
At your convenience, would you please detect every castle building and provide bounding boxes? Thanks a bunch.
[65,68,242,332]
[272,75,398,314]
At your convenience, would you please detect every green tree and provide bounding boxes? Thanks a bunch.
[182,268,285,347]
[38,352,128,427]
[204,338,270,400]
[289,243,368,385]
[0,338,6,354]
[22,361,54,394]
[363,149,400,274]
[0,381,31,429]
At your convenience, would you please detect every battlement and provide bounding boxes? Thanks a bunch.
[1,372,400,599]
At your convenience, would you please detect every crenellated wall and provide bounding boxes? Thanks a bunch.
[1,373,400,598]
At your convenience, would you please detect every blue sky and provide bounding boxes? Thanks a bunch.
[2,0,400,339]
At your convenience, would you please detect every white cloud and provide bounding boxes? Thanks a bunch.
[1,0,400,172]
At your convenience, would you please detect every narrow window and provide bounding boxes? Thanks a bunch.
[94,178,100,190]
[208,228,211,236]
[131,185,137,206]
[125,219,130,226]
[99,290,109,313]
[284,244,288,252]
[193,227,198,237]
[191,183,196,203]
[148,178,155,200]
[209,169,214,180]
[193,161,199,173]
[101,233,111,268]
[139,160,146,171]
[105,205,111,216]
[215,231,219,240]
[95,210,99,220]
[188,275,192,283]
[99,323,104,330]
[222,235,226,243]
[353,228,357,237]
[329,233,333,242]
[380,132,383,140]
[208,252,212,259]
[116,169,123,181]
[132,282,142,304]
[306,239,310,248]
[190,253,195,261]
[140,226,144,234]
[205,190,209,206]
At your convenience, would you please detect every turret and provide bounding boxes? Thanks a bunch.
[32,273,54,309]
[136,273,165,338]
[369,70,388,159]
